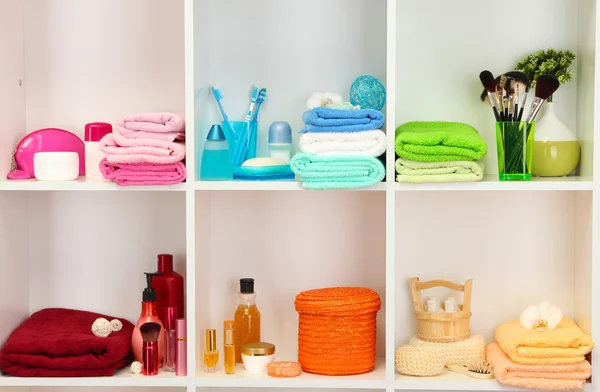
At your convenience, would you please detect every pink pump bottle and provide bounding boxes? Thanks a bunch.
[132,272,165,366]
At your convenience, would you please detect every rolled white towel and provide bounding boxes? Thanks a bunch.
[299,129,386,157]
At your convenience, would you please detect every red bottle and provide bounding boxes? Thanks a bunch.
[152,254,185,326]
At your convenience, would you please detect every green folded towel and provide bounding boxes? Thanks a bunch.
[290,153,385,190]
[395,158,484,184]
[395,122,488,162]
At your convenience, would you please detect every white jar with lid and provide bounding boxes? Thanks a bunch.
[241,342,275,373]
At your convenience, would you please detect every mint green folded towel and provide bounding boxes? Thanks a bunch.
[395,158,484,184]
[395,122,488,162]
[290,153,385,190]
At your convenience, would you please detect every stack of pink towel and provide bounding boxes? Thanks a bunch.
[99,113,186,186]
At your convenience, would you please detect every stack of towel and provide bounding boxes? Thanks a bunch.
[487,318,594,390]
[99,113,186,186]
[395,122,487,184]
[290,107,386,189]
[0,308,134,377]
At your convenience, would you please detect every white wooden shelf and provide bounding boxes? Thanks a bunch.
[395,371,592,391]
[395,176,593,191]
[0,368,188,388]
[197,358,386,389]
[194,181,387,191]
[0,0,597,391]
[0,178,188,192]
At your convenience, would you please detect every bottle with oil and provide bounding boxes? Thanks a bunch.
[234,278,261,363]
[224,320,236,374]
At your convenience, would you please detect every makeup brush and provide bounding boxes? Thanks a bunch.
[525,74,560,123]
[479,70,501,121]
[518,83,531,121]
[140,322,161,376]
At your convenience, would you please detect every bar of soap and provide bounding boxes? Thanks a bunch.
[267,361,302,378]
[242,157,287,167]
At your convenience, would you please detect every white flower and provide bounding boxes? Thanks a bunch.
[520,301,563,331]
[306,92,342,109]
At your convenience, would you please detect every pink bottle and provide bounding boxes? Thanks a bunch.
[175,318,187,376]
[132,273,165,366]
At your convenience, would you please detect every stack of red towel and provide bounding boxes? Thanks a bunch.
[0,308,134,377]
[99,112,187,186]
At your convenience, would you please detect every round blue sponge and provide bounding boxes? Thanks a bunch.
[350,75,386,111]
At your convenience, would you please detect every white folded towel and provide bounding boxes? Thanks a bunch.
[299,130,386,157]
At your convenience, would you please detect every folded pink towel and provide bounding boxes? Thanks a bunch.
[99,133,185,164]
[100,159,186,186]
[117,112,185,141]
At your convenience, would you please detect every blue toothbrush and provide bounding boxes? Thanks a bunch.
[211,87,229,122]
[234,86,261,165]
[253,88,267,122]
[244,85,260,122]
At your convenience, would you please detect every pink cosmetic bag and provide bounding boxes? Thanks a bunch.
[7,128,85,179]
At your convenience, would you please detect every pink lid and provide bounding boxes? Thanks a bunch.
[85,122,112,142]
[176,318,186,338]
[166,306,177,330]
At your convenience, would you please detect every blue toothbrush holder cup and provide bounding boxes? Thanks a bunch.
[221,120,258,176]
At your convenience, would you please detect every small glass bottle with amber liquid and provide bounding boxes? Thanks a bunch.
[204,329,219,373]
[224,320,235,374]
[234,278,261,363]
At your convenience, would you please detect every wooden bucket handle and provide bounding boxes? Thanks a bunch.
[410,278,473,313]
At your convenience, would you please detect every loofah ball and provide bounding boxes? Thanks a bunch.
[350,75,386,111]
[92,318,112,337]
[110,319,123,332]
[130,361,143,374]
[395,344,446,376]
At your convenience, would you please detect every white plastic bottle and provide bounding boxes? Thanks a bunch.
[268,121,292,163]
[84,122,112,181]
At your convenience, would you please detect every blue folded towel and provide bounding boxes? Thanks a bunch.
[299,108,385,133]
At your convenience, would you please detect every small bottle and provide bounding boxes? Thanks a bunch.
[204,329,219,373]
[200,124,233,180]
[234,278,261,363]
[164,306,177,372]
[268,122,292,163]
[84,122,112,181]
[444,297,457,313]
[175,318,187,376]
[426,297,442,313]
[224,320,236,375]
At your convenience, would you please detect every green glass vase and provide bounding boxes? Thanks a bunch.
[496,122,535,181]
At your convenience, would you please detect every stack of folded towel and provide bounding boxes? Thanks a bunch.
[0,308,134,377]
[487,318,594,390]
[395,122,487,184]
[99,112,186,186]
[290,107,386,189]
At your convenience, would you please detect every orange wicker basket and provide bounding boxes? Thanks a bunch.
[294,287,381,376]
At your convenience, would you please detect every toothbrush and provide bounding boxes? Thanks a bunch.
[244,85,260,122]
[234,86,262,165]
[253,88,267,122]
[211,87,229,122]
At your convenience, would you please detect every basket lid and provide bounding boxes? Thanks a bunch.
[295,287,381,315]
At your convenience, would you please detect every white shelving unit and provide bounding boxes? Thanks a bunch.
[0,1,598,392]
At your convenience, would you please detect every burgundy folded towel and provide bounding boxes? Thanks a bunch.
[0,308,134,377]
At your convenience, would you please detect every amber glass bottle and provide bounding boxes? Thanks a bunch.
[234,278,261,363]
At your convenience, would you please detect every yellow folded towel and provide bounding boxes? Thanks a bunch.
[496,318,594,365]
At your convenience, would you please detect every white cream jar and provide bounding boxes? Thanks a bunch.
[241,342,275,373]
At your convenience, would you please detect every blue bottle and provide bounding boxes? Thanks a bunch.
[200,125,233,180]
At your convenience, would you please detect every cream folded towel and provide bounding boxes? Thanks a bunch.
[395,158,484,183]
[299,130,386,157]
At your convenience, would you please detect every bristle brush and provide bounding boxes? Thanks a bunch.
[518,83,531,121]
[140,322,161,376]
[525,74,560,122]
[479,70,501,121]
